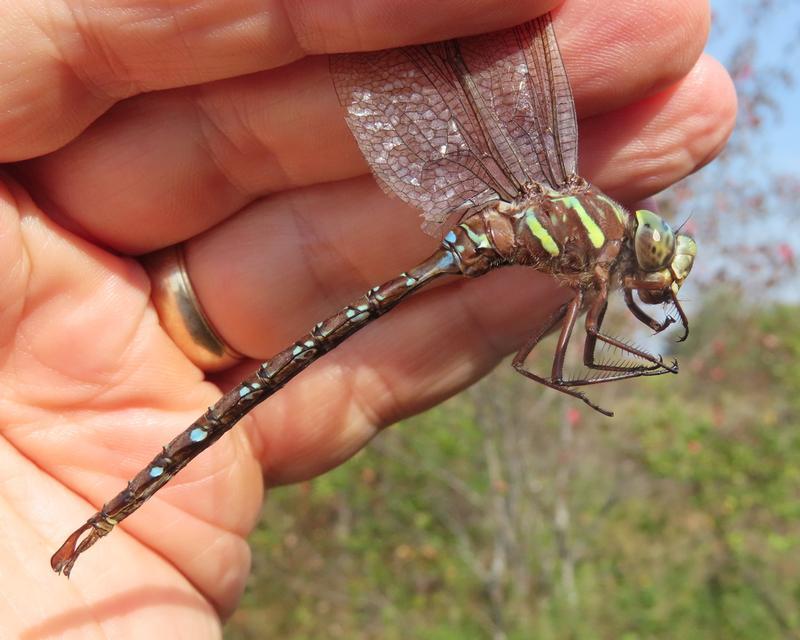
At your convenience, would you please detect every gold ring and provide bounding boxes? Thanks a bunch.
[142,245,244,371]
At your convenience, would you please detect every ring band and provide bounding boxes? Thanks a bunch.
[142,245,244,371]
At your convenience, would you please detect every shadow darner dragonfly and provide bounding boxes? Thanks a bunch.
[52,13,696,576]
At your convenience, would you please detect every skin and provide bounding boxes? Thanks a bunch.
[0,0,735,636]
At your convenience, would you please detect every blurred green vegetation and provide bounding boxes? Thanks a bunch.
[226,292,800,639]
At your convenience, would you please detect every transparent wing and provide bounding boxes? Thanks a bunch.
[331,14,578,235]
[458,18,578,189]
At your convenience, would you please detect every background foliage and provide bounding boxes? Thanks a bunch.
[226,1,800,637]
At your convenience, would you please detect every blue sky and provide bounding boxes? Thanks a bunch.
[669,1,800,301]
[706,1,800,173]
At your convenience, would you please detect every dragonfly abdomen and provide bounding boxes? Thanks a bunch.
[51,242,469,576]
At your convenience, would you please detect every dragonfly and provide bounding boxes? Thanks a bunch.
[52,13,696,576]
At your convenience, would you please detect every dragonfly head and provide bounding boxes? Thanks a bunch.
[632,210,697,304]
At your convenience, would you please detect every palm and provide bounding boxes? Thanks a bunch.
[0,197,258,625]
[0,0,734,636]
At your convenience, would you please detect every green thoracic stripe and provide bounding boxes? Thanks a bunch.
[596,194,627,225]
[525,212,560,256]
[560,196,605,248]
[459,223,492,250]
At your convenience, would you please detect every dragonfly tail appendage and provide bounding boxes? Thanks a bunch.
[51,517,113,578]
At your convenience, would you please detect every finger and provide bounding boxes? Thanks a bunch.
[253,267,563,485]
[558,0,711,116]
[19,0,717,253]
[22,50,734,275]
[187,177,565,482]
[581,54,737,202]
[0,0,555,159]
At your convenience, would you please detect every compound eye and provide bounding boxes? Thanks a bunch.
[634,210,675,272]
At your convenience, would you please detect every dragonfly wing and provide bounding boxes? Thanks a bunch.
[331,44,511,233]
[457,16,578,189]
[331,13,578,235]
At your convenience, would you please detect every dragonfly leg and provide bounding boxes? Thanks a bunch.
[624,287,675,334]
[512,290,614,417]
[625,277,690,342]
[669,290,690,342]
[583,287,678,375]
[582,296,664,374]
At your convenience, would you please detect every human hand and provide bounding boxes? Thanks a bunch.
[0,0,734,636]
